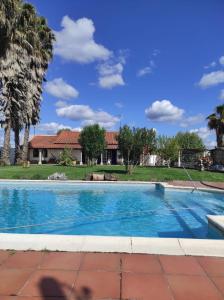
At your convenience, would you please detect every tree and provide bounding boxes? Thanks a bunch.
[0,0,27,165]
[175,132,205,150]
[57,128,71,135]
[117,125,157,174]
[207,104,224,148]
[116,125,133,173]
[157,135,180,167]
[0,1,54,165]
[78,124,106,165]
[21,11,55,163]
[0,0,20,58]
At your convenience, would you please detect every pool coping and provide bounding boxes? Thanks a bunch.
[0,179,224,257]
[0,178,223,192]
[0,233,224,257]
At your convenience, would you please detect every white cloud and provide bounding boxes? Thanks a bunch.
[56,103,120,129]
[190,127,216,149]
[45,78,79,99]
[180,114,204,128]
[137,66,152,77]
[219,56,224,66]
[54,16,111,63]
[114,102,124,108]
[198,70,224,88]
[37,122,82,134]
[219,89,224,100]
[204,61,216,69]
[99,74,124,89]
[97,57,125,89]
[55,100,68,108]
[145,100,184,122]
[137,60,155,77]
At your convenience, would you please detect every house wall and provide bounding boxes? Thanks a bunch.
[29,148,156,165]
[29,148,82,163]
[140,154,157,166]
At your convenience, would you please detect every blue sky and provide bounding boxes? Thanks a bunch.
[27,0,224,147]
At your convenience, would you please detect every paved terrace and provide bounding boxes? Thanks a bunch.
[1,251,224,300]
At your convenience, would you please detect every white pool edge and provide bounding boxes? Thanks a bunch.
[0,179,223,193]
[0,233,224,257]
[0,179,224,256]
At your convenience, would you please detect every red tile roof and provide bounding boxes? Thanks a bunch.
[29,131,118,149]
[54,131,80,144]
[29,135,57,149]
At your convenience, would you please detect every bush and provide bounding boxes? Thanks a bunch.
[59,148,74,166]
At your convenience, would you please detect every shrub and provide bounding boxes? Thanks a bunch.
[59,148,74,166]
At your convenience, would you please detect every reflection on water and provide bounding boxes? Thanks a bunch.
[0,183,223,238]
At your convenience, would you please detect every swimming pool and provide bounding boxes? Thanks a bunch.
[0,182,223,239]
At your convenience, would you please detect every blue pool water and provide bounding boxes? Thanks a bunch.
[0,182,223,238]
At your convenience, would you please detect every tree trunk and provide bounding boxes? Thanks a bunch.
[22,124,30,162]
[126,150,130,174]
[14,127,21,165]
[125,164,133,175]
[216,129,224,148]
[0,119,11,165]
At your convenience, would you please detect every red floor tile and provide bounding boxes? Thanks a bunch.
[2,251,43,269]
[159,255,205,275]
[212,276,224,296]
[0,268,33,296]
[122,273,173,300]
[167,274,223,300]
[122,253,162,274]
[0,250,10,264]
[197,257,224,276]
[81,253,120,271]
[40,252,83,270]
[19,269,77,298]
[75,270,120,299]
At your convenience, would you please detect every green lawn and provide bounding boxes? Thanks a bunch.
[0,164,223,182]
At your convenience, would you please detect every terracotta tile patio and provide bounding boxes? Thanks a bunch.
[0,250,224,299]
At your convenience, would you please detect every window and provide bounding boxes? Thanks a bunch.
[33,149,39,158]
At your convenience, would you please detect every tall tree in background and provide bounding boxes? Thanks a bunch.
[21,12,55,163]
[116,125,133,173]
[156,135,180,167]
[57,128,71,135]
[79,124,106,165]
[0,0,54,165]
[207,104,224,148]
[117,125,157,174]
[175,132,205,150]
[0,0,25,165]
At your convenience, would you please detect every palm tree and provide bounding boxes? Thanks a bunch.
[21,14,55,162]
[0,0,20,57]
[0,0,31,165]
[0,0,21,165]
[0,1,54,165]
[207,104,224,148]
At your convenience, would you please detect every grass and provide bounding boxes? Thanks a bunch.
[0,164,223,182]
